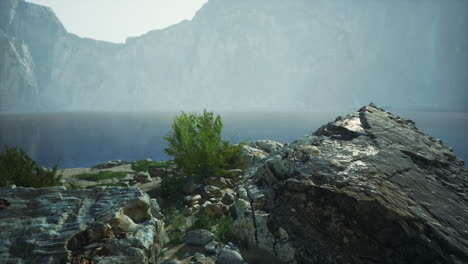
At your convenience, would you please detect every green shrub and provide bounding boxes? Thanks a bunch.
[215,215,234,242]
[194,212,216,231]
[166,208,187,244]
[194,212,234,243]
[75,171,127,181]
[160,172,186,201]
[0,145,62,188]
[164,110,245,181]
[131,160,167,172]
[222,142,248,170]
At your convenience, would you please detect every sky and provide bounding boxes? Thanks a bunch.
[26,0,208,43]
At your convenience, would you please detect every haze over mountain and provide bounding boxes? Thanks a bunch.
[1,0,467,112]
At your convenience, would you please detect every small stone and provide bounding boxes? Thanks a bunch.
[217,248,243,264]
[134,171,152,183]
[203,241,218,254]
[204,203,226,218]
[227,242,240,253]
[221,192,235,205]
[193,252,206,261]
[184,207,193,216]
[184,194,202,205]
[201,185,221,199]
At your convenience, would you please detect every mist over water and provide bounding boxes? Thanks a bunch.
[0,111,466,168]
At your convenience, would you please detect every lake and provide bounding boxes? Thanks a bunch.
[0,111,467,168]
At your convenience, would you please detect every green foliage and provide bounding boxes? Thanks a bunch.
[0,145,62,188]
[167,208,186,229]
[131,159,167,172]
[215,215,234,242]
[194,212,216,231]
[74,171,127,181]
[166,208,187,244]
[194,212,234,243]
[222,142,248,170]
[160,172,186,201]
[164,110,225,178]
[164,110,245,180]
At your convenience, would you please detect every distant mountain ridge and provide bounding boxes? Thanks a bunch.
[1,0,467,112]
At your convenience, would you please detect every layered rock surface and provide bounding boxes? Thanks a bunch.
[0,186,165,264]
[232,104,468,264]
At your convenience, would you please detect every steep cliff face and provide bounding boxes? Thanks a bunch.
[1,0,468,112]
[0,30,37,111]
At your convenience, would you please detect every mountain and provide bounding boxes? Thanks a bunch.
[1,0,467,112]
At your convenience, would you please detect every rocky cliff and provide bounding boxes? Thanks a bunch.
[1,0,468,112]
[232,104,468,263]
[0,186,165,264]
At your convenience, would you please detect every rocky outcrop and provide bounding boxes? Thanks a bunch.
[0,185,165,263]
[1,0,468,112]
[232,104,468,264]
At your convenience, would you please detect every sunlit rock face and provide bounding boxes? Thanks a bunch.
[0,186,165,264]
[1,0,468,112]
[232,104,468,263]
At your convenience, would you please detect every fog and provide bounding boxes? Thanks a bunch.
[2,0,468,112]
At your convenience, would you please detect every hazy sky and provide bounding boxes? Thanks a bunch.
[26,0,208,43]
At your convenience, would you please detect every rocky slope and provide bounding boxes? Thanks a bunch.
[0,186,165,263]
[1,0,468,112]
[232,104,468,263]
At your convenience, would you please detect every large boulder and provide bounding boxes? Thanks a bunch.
[185,229,214,246]
[232,104,468,264]
[0,186,165,264]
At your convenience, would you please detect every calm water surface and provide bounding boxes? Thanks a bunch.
[0,111,466,168]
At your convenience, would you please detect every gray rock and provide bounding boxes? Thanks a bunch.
[91,160,128,169]
[203,177,233,188]
[227,242,240,253]
[203,241,219,254]
[217,248,244,264]
[193,252,206,261]
[0,186,165,263]
[221,192,235,205]
[184,194,202,205]
[204,203,226,218]
[185,229,214,246]
[134,171,152,183]
[231,104,468,264]
[200,185,222,199]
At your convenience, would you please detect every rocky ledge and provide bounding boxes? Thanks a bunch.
[232,104,467,264]
[0,186,165,264]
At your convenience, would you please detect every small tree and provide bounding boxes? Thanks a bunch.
[164,110,225,178]
[0,145,62,188]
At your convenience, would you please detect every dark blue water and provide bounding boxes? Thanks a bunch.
[0,111,466,168]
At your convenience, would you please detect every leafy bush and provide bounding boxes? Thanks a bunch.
[215,215,234,242]
[221,142,248,171]
[160,172,186,201]
[194,212,234,243]
[131,159,167,172]
[164,110,225,179]
[0,145,62,188]
[194,212,216,231]
[166,208,187,244]
[74,171,127,181]
[164,110,246,180]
